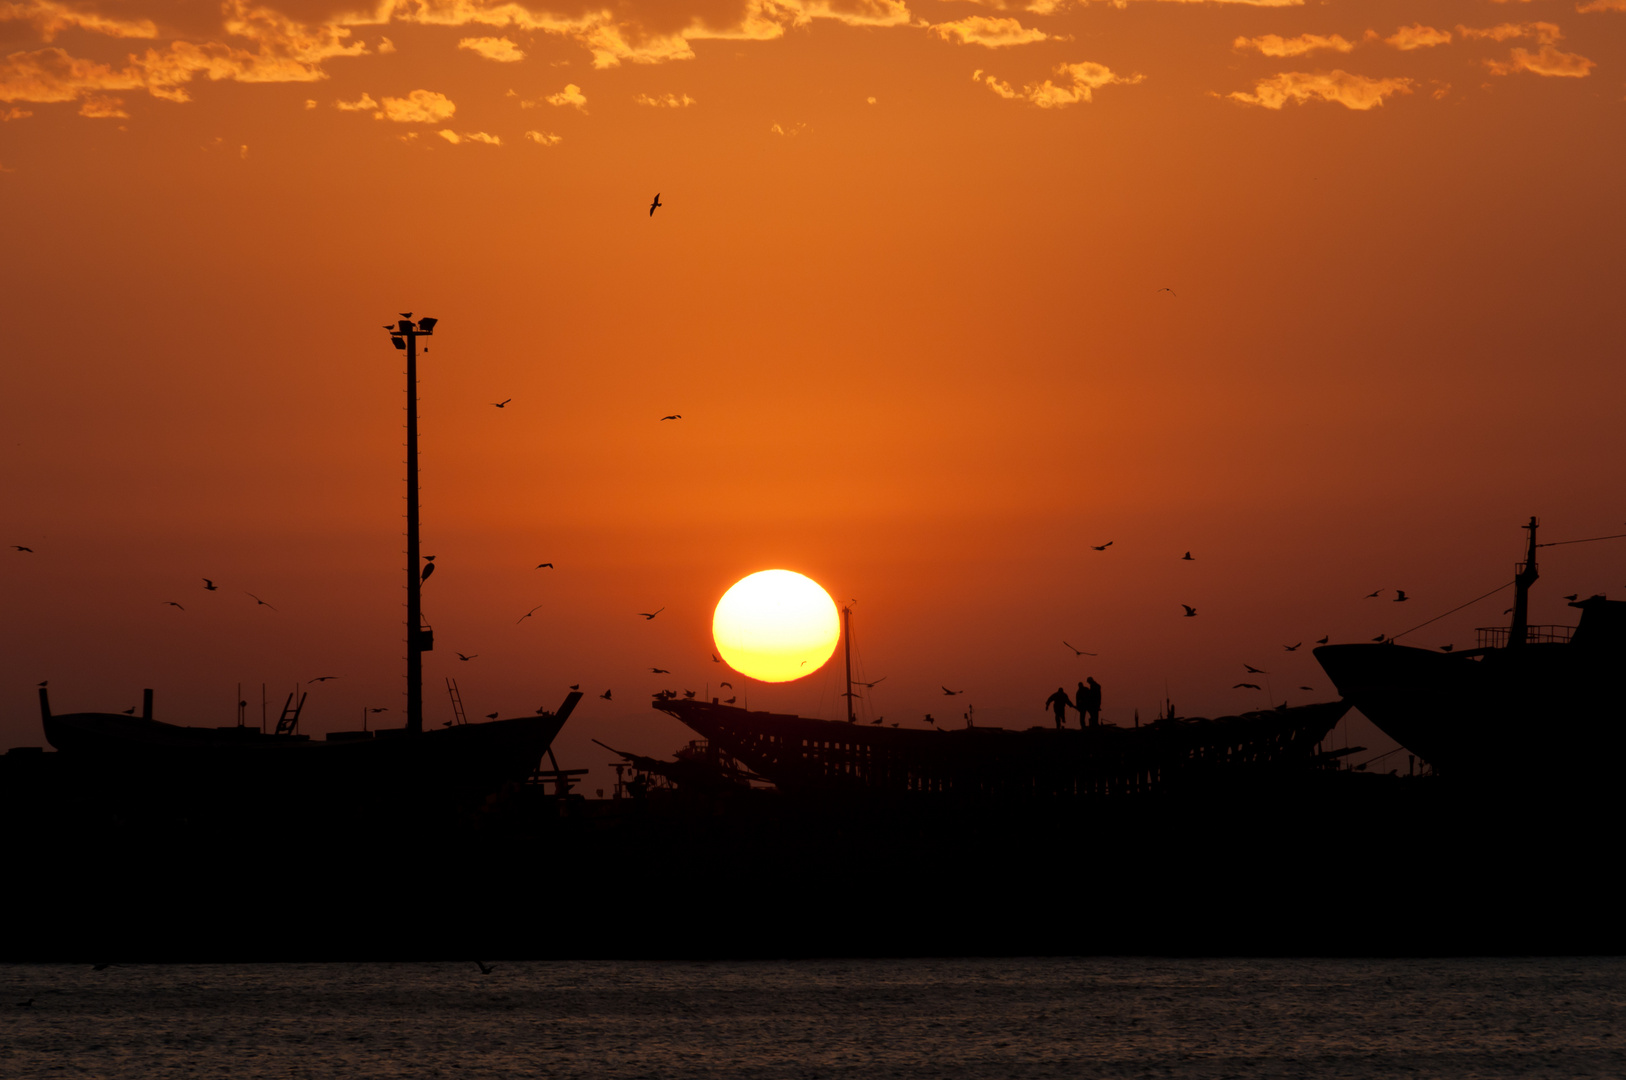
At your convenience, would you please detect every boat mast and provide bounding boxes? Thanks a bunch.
[387,315,437,733]
[1508,515,1539,649]
[842,604,855,725]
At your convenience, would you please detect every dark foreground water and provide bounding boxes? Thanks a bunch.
[2,958,1623,1078]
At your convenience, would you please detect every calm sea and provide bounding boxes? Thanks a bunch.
[2,958,1623,1078]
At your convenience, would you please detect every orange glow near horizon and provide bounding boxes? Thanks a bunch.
[713,570,841,683]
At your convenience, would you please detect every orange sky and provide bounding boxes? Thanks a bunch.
[3,0,1625,787]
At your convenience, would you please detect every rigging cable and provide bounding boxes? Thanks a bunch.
[1390,580,1513,642]
[1536,531,1626,548]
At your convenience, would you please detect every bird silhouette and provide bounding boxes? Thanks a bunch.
[1234,683,1262,690]
[400,312,413,318]
[1298,686,1315,691]
[475,961,496,975]
[660,414,681,421]
[941,687,963,696]
[651,667,670,674]
[683,690,696,699]
[1440,644,1454,652]
[492,399,511,408]
[246,592,277,610]
[638,608,664,620]
[1181,551,1194,561]
[649,193,661,216]
[37,681,46,687]
[857,677,887,688]
[164,601,184,610]
[711,653,722,663]
[420,563,436,585]
[202,578,218,591]
[924,714,936,726]
[11,546,33,553]
[122,707,136,715]
[1371,635,1387,642]
[1181,605,1197,617]
[517,605,543,623]
[600,689,612,700]
[1564,593,1579,602]
[370,707,388,713]
[1365,590,1381,599]
[485,712,499,720]
[1316,636,1329,644]
[536,562,553,569]
[1283,642,1302,652]
[1393,590,1408,602]
[1156,287,1176,296]
[1062,641,1097,657]
[1244,664,1267,674]
[1090,541,1113,551]
[309,676,340,683]
[457,652,477,661]
[870,716,883,725]
[724,696,736,704]
[720,681,733,689]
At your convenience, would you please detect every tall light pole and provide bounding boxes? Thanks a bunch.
[388,315,437,734]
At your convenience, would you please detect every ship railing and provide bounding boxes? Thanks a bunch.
[1475,624,1575,649]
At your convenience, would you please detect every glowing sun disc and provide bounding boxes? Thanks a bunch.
[713,570,840,683]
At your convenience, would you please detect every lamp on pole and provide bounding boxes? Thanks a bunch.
[387,315,437,734]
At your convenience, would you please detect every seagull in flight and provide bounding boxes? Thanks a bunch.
[1393,590,1409,602]
[246,592,277,611]
[856,677,886,688]
[1062,642,1097,657]
[492,399,511,408]
[456,653,477,661]
[1090,541,1113,551]
[517,605,543,623]
[1181,551,1194,561]
[651,667,670,674]
[11,545,33,552]
[202,578,218,591]
[637,608,664,620]
[1365,590,1382,599]
[1244,664,1267,674]
[711,653,722,663]
[720,681,733,689]
[309,676,340,683]
[660,414,681,421]
[1283,642,1302,652]
[370,707,388,713]
[1181,605,1197,617]
[475,961,496,975]
[1234,683,1262,690]
[941,686,964,696]
[599,689,613,700]
[1298,686,1315,691]
[163,601,184,610]
[1156,287,1176,296]
[649,193,661,216]
[536,563,553,569]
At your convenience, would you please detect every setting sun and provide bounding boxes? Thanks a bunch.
[712,570,841,683]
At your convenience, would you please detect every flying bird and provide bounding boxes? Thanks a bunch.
[857,677,887,688]
[1234,683,1262,690]
[517,605,543,623]
[246,592,277,610]
[600,689,612,700]
[720,681,733,689]
[1156,287,1176,296]
[1393,590,1408,602]
[924,714,936,727]
[1244,665,1267,674]
[370,707,388,713]
[421,562,435,583]
[492,399,511,408]
[649,193,661,216]
[660,415,681,421]
[11,546,32,552]
[309,676,340,683]
[163,601,184,610]
[1181,551,1194,561]
[1298,686,1315,691]
[651,667,670,674]
[202,578,218,591]
[711,653,722,663]
[456,652,477,661]
[1365,590,1381,599]
[1062,641,1097,657]
[1090,542,1113,551]
[1283,642,1302,652]
[637,608,664,620]
[536,563,553,569]
[942,687,963,696]
[475,961,496,975]
[1181,605,1197,617]
[683,690,696,699]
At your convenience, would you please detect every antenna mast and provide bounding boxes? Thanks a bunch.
[387,315,438,734]
[1509,515,1540,648]
[843,604,855,724]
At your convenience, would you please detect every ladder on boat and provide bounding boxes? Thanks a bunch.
[445,677,468,726]
[274,690,307,736]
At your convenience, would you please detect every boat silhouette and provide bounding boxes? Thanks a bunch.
[1314,517,1626,778]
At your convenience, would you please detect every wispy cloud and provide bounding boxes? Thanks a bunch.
[1234,33,1354,57]
[975,61,1143,107]
[1459,22,1561,44]
[1577,0,1626,11]
[1227,70,1414,110]
[0,0,157,42]
[634,91,695,106]
[2,105,32,120]
[546,82,586,108]
[1383,25,1452,50]
[378,89,456,122]
[524,128,561,144]
[930,16,1051,48]
[458,36,524,62]
[335,92,380,111]
[438,128,500,143]
[77,93,126,117]
[1461,22,1594,76]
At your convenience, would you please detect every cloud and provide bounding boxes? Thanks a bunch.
[1488,44,1595,76]
[2,105,31,119]
[0,1,157,42]
[378,88,455,121]
[769,120,806,134]
[546,82,586,108]
[1459,22,1561,44]
[524,128,561,144]
[1384,25,1452,50]
[437,127,460,142]
[378,36,397,52]
[634,91,695,106]
[1234,33,1354,57]
[929,16,1050,47]
[458,36,524,61]
[974,60,1142,107]
[240,143,248,157]
[335,92,379,110]
[77,93,127,118]
[438,128,500,143]
[1577,0,1626,9]
[1227,70,1414,109]
[304,97,316,107]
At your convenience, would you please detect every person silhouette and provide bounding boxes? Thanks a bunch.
[1076,681,1090,727]
[1045,687,1073,730]
[1083,676,1102,727]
